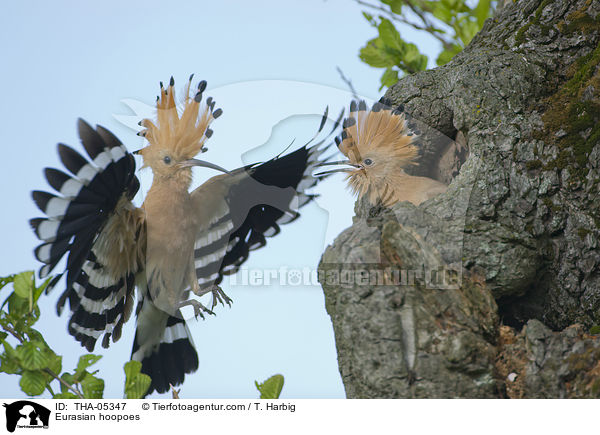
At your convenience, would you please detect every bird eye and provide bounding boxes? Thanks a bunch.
[363,158,373,166]
[163,156,171,164]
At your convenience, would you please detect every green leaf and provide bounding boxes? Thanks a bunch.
[378,17,404,52]
[459,19,480,45]
[382,0,404,14]
[13,272,34,299]
[41,351,62,383]
[417,55,429,71]
[474,0,491,27]
[0,331,7,343]
[26,329,46,343]
[0,352,20,374]
[20,370,48,396]
[1,341,21,374]
[81,372,104,399]
[436,44,462,65]
[380,68,399,90]
[590,325,600,335]
[60,373,75,394]
[33,277,52,305]
[443,0,468,11]
[431,2,454,23]
[359,39,396,68]
[75,354,102,380]
[362,11,375,25]
[53,392,78,399]
[403,43,421,64]
[421,0,437,12]
[0,275,15,291]
[398,43,428,74]
[124,360,151,399]
[255,374,284,399]
[2,340,17,357]
[16,341,50,370]
[47,352,62,374]
[436,50,454,65]
[7,293,29,317]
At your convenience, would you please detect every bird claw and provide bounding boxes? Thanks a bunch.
[189,283,233,309]
[178,299,215,320]
[209,285,233,309]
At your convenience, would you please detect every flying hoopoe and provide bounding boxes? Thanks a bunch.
[30,75,340,395]
[317,99,447,207]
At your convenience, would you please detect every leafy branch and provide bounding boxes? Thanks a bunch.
[357,0,495,89]
[0,271,151,399]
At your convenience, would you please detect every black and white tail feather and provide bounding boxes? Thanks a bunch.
[31,106,340,396]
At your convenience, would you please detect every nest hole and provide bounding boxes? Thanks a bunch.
[406,122,468,186]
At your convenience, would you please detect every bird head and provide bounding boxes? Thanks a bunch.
[317,99,418,206]
[135,75,228,184]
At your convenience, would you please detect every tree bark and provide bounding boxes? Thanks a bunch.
[319,0,600,398]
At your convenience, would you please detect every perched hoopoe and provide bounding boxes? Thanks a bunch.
[30,75,340,395]
[317,99,447,206]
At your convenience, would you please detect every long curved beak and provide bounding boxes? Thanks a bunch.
[317,160,360,167]
[314,160,361,177]
[180,159,230,174]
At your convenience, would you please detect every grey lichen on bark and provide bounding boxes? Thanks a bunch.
[319,0,600,397]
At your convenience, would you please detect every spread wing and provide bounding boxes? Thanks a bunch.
[30,119,144,351]
[190,108,343,291]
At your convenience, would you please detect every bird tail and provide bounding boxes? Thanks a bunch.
[130,300,199,396]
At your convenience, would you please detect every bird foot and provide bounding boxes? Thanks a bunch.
[190,283,233,309]
[209,284,233,309]
[178,299,215,320]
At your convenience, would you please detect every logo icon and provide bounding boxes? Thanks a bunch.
[3,401,50,432]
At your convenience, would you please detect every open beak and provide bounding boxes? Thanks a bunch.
[314,160,361,177]
[180,159,230,174]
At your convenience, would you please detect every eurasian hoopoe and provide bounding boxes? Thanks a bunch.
[317,99,447,206]
[30,75,340,396]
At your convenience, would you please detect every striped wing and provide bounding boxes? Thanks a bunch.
[191,108,342,290]
[30,119,144,351]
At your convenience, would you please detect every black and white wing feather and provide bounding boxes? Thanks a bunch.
[30,119,144,351]
[191,108,343,290]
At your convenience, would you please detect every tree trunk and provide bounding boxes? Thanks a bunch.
[319,0,600,398]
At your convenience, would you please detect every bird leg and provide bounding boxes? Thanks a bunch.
[187,254,233,309]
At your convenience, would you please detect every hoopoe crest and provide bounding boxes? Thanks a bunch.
[318,99,446,206]
[137,75,225,183]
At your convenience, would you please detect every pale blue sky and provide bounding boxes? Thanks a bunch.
[0,1,440,398]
